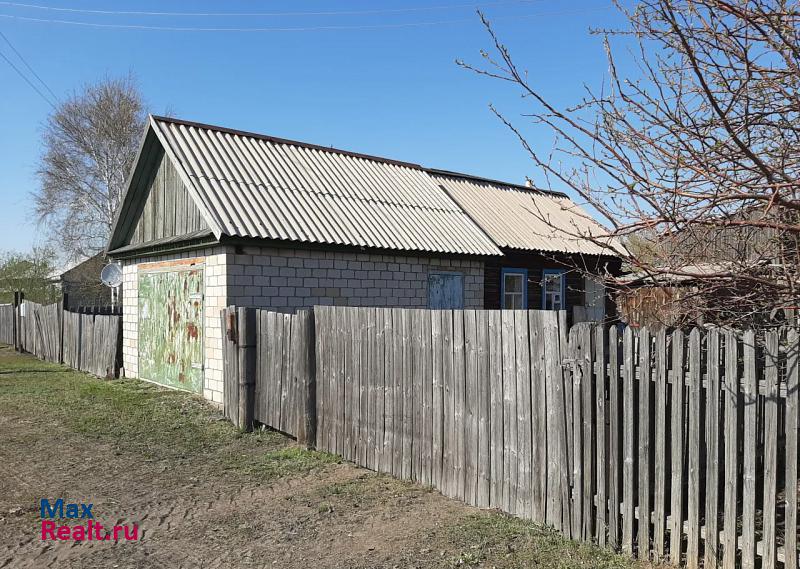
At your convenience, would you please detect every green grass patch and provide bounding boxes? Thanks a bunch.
[0,347,336,481]
[448,513,649,569]
[224,446,341,480]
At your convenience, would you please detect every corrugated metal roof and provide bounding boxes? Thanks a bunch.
[433,172,618,256]
[150,116,501,256]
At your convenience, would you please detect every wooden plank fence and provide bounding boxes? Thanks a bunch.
[62,310,123,377]
[0,299,122,377]
[0,304,14,345]
[221,306,315,445]
[20,300,63,363]
[224,305,800,568]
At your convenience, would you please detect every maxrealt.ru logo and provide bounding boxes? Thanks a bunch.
[40,499,139,541]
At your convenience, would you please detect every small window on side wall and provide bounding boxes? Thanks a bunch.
[542,269,565,310]
[501,268,527,309]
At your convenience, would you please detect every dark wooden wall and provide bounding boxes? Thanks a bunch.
[126,148,208,246]
[483,250,621,319]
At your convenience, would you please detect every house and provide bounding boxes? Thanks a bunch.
[50,253,116,310]
[433,172,620,317]
[107,115,619,402]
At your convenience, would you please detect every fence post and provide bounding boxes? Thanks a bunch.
[237,307,257,432]
[298,308,317,449]
[58,296,65,364]
[16,291,24,353]
[12,291,19,352]
[221,307,237,424]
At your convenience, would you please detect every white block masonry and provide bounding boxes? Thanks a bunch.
[121,246,228,404]
[120,244,483,407]
[224,245,484,311]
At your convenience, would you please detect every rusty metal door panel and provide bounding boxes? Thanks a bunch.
[138,266,204,392]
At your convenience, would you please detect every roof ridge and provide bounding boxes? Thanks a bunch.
[425,168,568,198]
[150,114,568,197]
[150,114,424,170]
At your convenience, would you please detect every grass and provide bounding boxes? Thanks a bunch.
[0,346,336,481]
[448,513,652,569]
[1,347,652,568]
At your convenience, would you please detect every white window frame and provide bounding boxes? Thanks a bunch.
[501,268,527,309]
[542,269,566,311]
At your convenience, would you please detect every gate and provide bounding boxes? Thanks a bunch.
[138,264,204,392]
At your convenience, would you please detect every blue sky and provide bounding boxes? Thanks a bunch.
[0,1,628,254]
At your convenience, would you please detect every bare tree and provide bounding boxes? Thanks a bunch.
[35,76,147,261]
[460,1,800,326]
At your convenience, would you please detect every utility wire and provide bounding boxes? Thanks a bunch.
[0,45,55,107]
[0,6,612,32]
[0,29,58,102]
[0,0,539,18]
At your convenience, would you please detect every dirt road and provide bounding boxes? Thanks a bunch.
[0,348,646,569]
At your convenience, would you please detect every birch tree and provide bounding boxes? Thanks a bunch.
[35,76,147,260]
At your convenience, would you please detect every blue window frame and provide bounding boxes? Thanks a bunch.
[542,269,566,310]
[501,268,527,309]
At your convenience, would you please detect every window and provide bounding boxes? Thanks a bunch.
[583,275,606,321]
[501,268,527,309]
[542,269,565,310]
[428,271,464,309]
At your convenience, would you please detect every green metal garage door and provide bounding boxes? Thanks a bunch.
[138,266,204,393]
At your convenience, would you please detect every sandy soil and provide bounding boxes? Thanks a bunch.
[0,419,476,568]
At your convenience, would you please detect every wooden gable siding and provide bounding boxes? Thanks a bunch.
[126,148,208,247]
[483,251,621,318]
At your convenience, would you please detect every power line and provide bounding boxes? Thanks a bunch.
[0,6,612,32]
[0,29,57,102]
[0,0,538,18]
[0,45,55,107]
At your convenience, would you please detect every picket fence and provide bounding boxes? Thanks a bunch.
[222,305,799,568]
[0,299,123,377]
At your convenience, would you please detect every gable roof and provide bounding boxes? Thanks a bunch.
[109,115,616,258]
[433,173,617,256]
[111,116,502,256]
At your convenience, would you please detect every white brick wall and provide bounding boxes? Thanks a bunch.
[121,246,229,404]
[120,243,484,406]
[225,245,484,310]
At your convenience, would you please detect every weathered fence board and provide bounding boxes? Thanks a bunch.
[638,327,651,560]
[670,329,686,565]
[225,307,314,437]
[742,329,757,569]
[622,326,635,555]
[20,301,63,363]
[12,300,121,377]
[705,328,721,569]
[226,306,800,569]
[786,329,799,569]
[608,324,621,548]
[0,304,13,345]
[722,329,739,569]
[653,328,668,561]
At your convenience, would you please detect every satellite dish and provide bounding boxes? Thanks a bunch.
[100,263,123,288]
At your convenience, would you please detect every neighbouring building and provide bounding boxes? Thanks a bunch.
[50,253,116,310]
[617,217,796,327]
[106,115,619,403]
